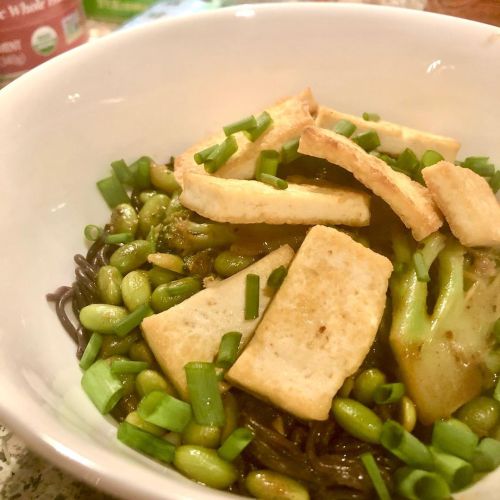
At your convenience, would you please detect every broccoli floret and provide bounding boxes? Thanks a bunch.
[390,232,500,425]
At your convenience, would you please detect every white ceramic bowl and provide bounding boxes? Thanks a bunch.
[1,3,499,499]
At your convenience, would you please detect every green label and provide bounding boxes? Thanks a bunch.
[83,0,157,21]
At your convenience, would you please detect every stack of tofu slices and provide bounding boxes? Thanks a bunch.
[142,89,500,421]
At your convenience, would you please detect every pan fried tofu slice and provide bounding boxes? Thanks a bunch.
[316,106,460,161]
[422,161,500,247]
[141,245,295,399]
[226,226,393,421]
[180,172,370,226]
[174,90,316,184]
[298,126,443,240]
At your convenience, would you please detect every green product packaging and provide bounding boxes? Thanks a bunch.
[83,0,158,21]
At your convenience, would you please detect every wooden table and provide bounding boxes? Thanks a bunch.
[426,0,500,26]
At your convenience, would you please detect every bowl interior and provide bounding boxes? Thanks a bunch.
[0,3,499,499]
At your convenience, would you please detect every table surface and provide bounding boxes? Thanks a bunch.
[2,1,499,499]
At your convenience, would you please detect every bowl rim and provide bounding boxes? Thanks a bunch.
[1,3,499,499]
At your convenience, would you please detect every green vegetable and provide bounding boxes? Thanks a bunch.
[128,340,156,365]
[259,173,288,190]
[217,427,254,461]
[110,203,138,236]
[97,175,130,208]
[399,396,417,433]
[194,144,219,165]
[148,252,184,274]
[373,383,405,405]
[150,162,180,195]
[489,171,500,193]
[147,266,178,287]
[135,369,176,398]
[79,333,103,370]
[79,304,128,334]
[223,115,257,136]
[395,467,450,500]
[352,131,381,152]
[331,398,382,444]
[204,136,238,173]
[150,284,185,313]
[173,445,237,489]
[109,240,154,274]
[334,119,356,138]
[245,274,260,320]
[182,420,221,448]
[456,396,500,437]
[362,112,380,122]
[244,111,273,142]
[472,437,500,472]
[167,277,202,297]
[84,224,102,241]
[421,150,444,167]
[360,452,391,500]
[111,359,149,374]
[215,332,242,371]
[121,270,151,311]
[125,410,164,437]
[429,446,474,491]
[245,470,310,500]
[255,149,280,179]
[214,251,255,277]
[395,148,419,176]
[100,332,140,358]
[431,418,478,461]
[105,232,134,245]
[81,359,124,414]
[412,251,430,282]
[130,156,152,189]
[462,156,495,177]
[97,265,123,306]
[221,392,239,441]
[352,368,387,406]
[138,194,170,237]
[281,137,302,164]
[111,159,134,185]
[138,190,158,204]
[267,265,288,289]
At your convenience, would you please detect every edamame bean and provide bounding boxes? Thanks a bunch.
[214,251,256,278]
[353,368,387,406]
[164,432,182,447]
[121,270,151,311]
[338,376,355,398]
[126,410,164,437]
[138,194,170,237]
[457,397,500,437]
[97,265,123,305]
[110,240,154,274]
[129,340,156,365]
[173,445,237,489]
[139,190,158,204]
[150,279,200,313]
[100,332,140,358]
[331,398,383,444]
[148,266,178,287]
[110,203,138,236]
[399,396,417,432]
[150,162,180,195]
[221,392,239,442]
[182,420,221,448]
[79,304,128,334]
[245,470,310,500]
[136,369,176,398]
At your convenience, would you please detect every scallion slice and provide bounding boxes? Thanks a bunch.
[255,150,280,179]
[462,156,495,177]
[245,274,260,320]
[79,333,103,370]
[395,467,450,500]
[114,303,154,337]
[223,115,257,137]
[117,421,175,463]
[472,438,500,472]
[362,112,381,122]
[111,359,149,374]
[81,359,124,414]
[245,111,273,142]
[185,362,225,427]
[489,171,500,193]
[194,144,219,165]
[105,232,134,245]
[281,137,301,164]
[372,151,396,168]
[360,452,391,500]
[395,148,419,176]
[421,150,444,167]
[138,390,192,432]
[111,159,134,185]
[216,332,242,371]
[352,131,381,152]
[96,176,130,208]
[373,383,405,405]
[334,119,356,138]
[130,156,152,189]
[431,418,478,462]
[429,447,474,491]
[84,224,103,242]
[413,251,430,282]
[267,265,287,289]
[204,135,238,173]
[259,173,288,190]
[218,427,254,461]
[380,420,433,470]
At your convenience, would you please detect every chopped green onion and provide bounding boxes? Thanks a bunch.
[421,150,444,167]
[130,156,152,189]
[204,135,238,173]
[117,421,175,463]
[105,232,134,245]
[244,111,273,142]
[194,144,219,165]
[245,274,260,320]
[395,148,419,176]
[138,390,192,432]
[255,150,280,179]
[223,115,257,136]
[114,303,154,337]
[431,418,478,462]
[429,446,474,491]
[395,467,450,500]
[96,176,130,208]
[267,266,288,289]
[489,171,500,193]
[352,131,381,152]
[84,224,103,242]
[334,119,356,138]
[167,277,202,297]
[111,359,149,374]
[462,156,495,177]
[111,159,134,185]
[81,359,124,414]
[380,420,433,470]
[360,452,391,500]
[185,362,225,427]
[413,251,430,282]
[216,332,242,371]
[259,173,288,190]
[281,137,302,164]
[472,438,500,472]
[79,333,103,370]
[362,112,381,122]
[371,151,397,168]
[373,383,405,405]
[218,427,254,461]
